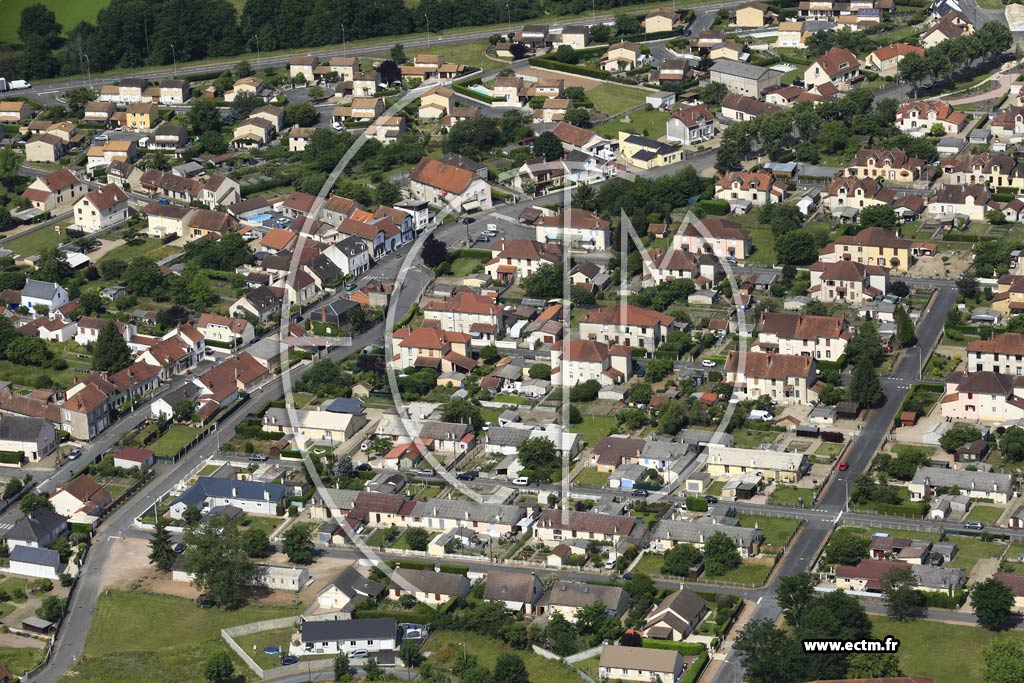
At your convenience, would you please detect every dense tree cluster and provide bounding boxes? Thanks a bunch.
[898,21,1013,93]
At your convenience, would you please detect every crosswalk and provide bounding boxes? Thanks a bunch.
[0,522,14,532]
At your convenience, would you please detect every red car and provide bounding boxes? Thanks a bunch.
[838,461,849,471]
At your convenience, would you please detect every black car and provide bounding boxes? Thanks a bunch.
[631,489,649,497]
[704,495,719,504]
[356,463,372,472]
[173,542,185,554]
[280,656,299,666]
[456,471,478,481]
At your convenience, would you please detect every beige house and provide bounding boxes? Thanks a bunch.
[724,351,819,405]
[262,407,364,444]
[804,48,860,91]
[599,646,683,683]
[330,56,359,81]
[644,8,681,33]
[809,260,889,305]
[21,168,87,213]
[602,42,643,72]
[535,208,611,250]
[86,140,139,170]
[423,288,503,339]
[922,12,973,48]
[288,126,316,152]
[533,509,636,547]
[866,43,924,78]
[142,202,193,238]
[393,326,475,373]
[289,55,318,81]
[847,148,925,183]
[483,239,560,281]
[390,567,470,606]
[0,101,33,122]
[25,134,65,163]
[967,333,1024,375]
[418,87,455,119]
[823,177,894,213]
[754,311,849,360]
[232,117,275,148]
[706,444,808,482]
[776,21,809,48]
[939,371,1024,426]
[734,1,775,26]
[709,60,780,98]
[74,184,130,233]
[197,312,255,347]
[943,152,1024,190]
[895,100,966,135]
[818,227,917,273]
[559,25,590,49]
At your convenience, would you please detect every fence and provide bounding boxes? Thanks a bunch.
[222,616,302,679]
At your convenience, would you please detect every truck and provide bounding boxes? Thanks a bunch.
[0,79,31,92]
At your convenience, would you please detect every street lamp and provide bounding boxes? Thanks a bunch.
[506,3,511,34]
[425,14,431,49]
[170,44,177,76]
[253,34,261,71]
[83,53,91,89]
[342,24,347,56]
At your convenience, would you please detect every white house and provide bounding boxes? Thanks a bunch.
[20,279,69,312]
[7,546,62,580]
[292,618,396,657]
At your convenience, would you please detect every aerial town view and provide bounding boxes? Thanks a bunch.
[2,0,1024,681]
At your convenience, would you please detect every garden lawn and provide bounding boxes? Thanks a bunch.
[240,515,284,538]
[574,468,611,488]
[429,631,582,681]
[96,237,163,265]
[815,443,843,457]
[730,428,779,449]
[594,108,671,138]
[150,425,201,458]
[448,255,490,276]
[737,514,800,549]
[4,225,67,257]
[709,558,772,586]
[71,590,303,683]
[0,358,79,389]
[705,480,725,497]
[393,529,438,550]
[768,486,816,507]
[573,414,619,446]
[365,527,398,548]
[233,626,298,670]
[587,83,647,115]
[841,526,1005,572]
[744,228,777,266]
[633,552,665,575]
[965,505,1003,525]
[0,646,45,677]
[868,615,1023,683]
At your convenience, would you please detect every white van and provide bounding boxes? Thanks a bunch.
[512,476,530,486]
[748,409,773,422]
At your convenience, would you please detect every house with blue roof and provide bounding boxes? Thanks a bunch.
[169,477,286,520]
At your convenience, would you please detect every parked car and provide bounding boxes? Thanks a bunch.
[280,656,299,666]
[964,521,985,530]
[456,471,478,481]
[701,359,716,368]
[704,495,718,504]
[67,448,82,460]
[512,477,530,486]
[838,461,849,471]
[418,468,436,477]
[356,463,372,472]
[248,454,268,462]
[349,649,369,659]
[173,542,185,554]
[631,489,648,497]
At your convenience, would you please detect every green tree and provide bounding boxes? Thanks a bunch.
[860,204,898,229]
[148,515,176,571]
[122,257,164,296]
[36,595,64,622]
[663,544,701,577]
[200,130,228,155]
[92,322,132,373]
[20,492,54,514]
[776,572,816,627]
[972,576,1015,630]
[895,304,915,348]
[333,652,352,681]
[172,398,195,423]
[564,108,591,127]
[404,527,430,551]
[188,98,223,135]
[35,248,72,285]
[846,320,884,367]
[19,3,62,47]
[492,653,529,683]
[529,363,551,380]
[846,652,902,679]
[882,566,924,621]
[517,437,558,482]
[1001,426,1024,462]
[440,399,483,430]
[847,361,883,408]
[824,530,869,565]
[983,639,1024,683]
[363,658,384,680]
[400,639,424,668]
[3,478,23,500]
[939,424,982,453]
[0,149,19,182]
[183,513,256,609]
[204,651,235,683]
[285,102,319,127]
[182,505,203,527]
[703,532,740,577]
[733,619,800,683]
[242,527,270,557]
[775,231,818,265]
[282,523,315,564]
[521,263,562,298]
[422,233,449,268]
[628,381,653,405]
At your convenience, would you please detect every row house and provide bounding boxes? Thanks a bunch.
[96,78,189,105]
[992,274,1024,316]
[909,464,1012,504]
[374,414,476,456]
[823,177,895,216]
[190,352,268,423]
[724,350,820,404]
[578,304,674,352]
[85,140,138,171]
[196,313,255,348]
[650,518,763,557]
[809,260,889,305]
[674,216,751,260]
[940,371,1024,425]
[20,168,87,214]
[818,226,916,273]
[942,153,1024,189]
[847,148,926,182]
[423,289,504,343]
[534,208,611,251]
[926,183,991,222]
[137,324,205,380]
[967,333,1024,375]
[644,249,720,288]
[533,509,637,548]
[550,339,632,386]
[754,311,850,360]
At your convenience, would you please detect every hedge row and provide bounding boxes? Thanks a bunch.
[529,56,613,81]
[385,559,470,575]
[0,451,23,465]
[922,589,966,609]
[452,80,501,104]
[641,639,706,655]
[942,233,996,243]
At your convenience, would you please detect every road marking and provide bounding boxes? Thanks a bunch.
[756,596,762,604]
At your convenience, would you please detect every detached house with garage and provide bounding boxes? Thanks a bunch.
[534,509,637,547]
[484,239,561,282]
[599,646,685,683]
[423,288,504,340]
[674,216,751,260]
[896,100,966,136]
[866,43,925,78]
[715,171,785,209]
[926,184,992,222]
[578,304,674,352]
[805,48,860,91]
[724,351,820,404]
[847,148,926,182]
[666,105,715,145]
[392,326,475,374]
[943,153,1024,190]
[823,177,895,217]
[74,184,130,233]
[169,477,286,519]
[818,227,917,273]
[21,168,87,214]
[483,570,545,614]
[810,260,889,305]
[550,339,632,386]
[410,157,492,213]
[643,588,709,641]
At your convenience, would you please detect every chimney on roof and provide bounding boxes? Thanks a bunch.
[232,487,237,497]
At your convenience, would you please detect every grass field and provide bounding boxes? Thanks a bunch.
[71,590,303,683]
[240,514,284,538]
[840,526,1005,572]
[587,82,647,115]
[448,255,489,277]
[744,228,777,266]
[738,514,800,549]
[96,237,164,265]
[868,615,1024,683]
[574,467,611,488]
[633,552,665,575]
[573,414,619,446]
[429,631,582,681]
[5,225,66,258]
[0,646,45,677]
[711,558,772,586]
[233,626,298,670]
[768,486,816,507]
[730,428,779,449]
[150,425,201,458]
[0,0,108,43]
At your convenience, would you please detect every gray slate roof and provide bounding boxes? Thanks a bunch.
[174,476,286,507]
[10,545,60,568]
[6,509,67,545]
[301,617,396,642]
